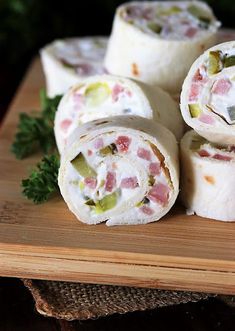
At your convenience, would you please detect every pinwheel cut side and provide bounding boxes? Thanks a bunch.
[58,116,179,226]
[181,41,235,144]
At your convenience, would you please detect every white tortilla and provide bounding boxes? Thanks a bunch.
[180,130,235,222]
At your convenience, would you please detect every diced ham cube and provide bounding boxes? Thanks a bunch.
[84,177,97,189]
[212,79,232,95]
[185,27,198,38]
[199,114,215,125]
[213,154,232,161]
[105,171,116,192]
[140,205,154,215]
[94,138,104,149]
[198,149,211,157]
[148,183,170,206]
[116,136,131,153]
[60,119,72,133]
[149,162,161,176]
[137,148,151,161]
[75,63,93,76]
[112,84,125,102]
[189,83,201,102]
[120,176,138,189]
[87,150,92,156]
[192,69,203,82]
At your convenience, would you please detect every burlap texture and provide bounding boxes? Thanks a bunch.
[23,279,210,321]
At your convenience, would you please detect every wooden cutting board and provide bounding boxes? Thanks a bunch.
[1,32,235,295]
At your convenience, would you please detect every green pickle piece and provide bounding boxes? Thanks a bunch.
[159,6,182,16]
[227,106,235,123]
[207,51,223,75]
[85,82,111,107]
[71,153,97,178]
[190,136,207,150]
[95,191,119,213]
[189,104,202,118]
[147,22,162,34]
[148,175,155,186]
[224,56,235,68]
[99,143,117,156]
[188,5,211,23]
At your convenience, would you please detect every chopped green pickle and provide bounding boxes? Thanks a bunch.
[208,51,223,75]
[227,106,235,122]
[85,199,96,206]
[189,104,202,118]
[147,22,162,34]
[188,5,210,23]
[71,153,97,177]
[136,197,150,207]
[79,181,85,190]
[159,6,182,16]
[190,137,207,150]
[224,56,235,68]
[148,175,155,186]
[85,82,111,107]
[95,191,119,213]
[99,143,117,156]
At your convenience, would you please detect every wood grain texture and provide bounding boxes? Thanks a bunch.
[0,56,235,295]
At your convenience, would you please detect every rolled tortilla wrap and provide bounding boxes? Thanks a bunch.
[181,41,235,145]
[58,116,179,226]
[180,130,235,222]
[40,37,108,97]
[54,74,183,153]
[104,1,220,94]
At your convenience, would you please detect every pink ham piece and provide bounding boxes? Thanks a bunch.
[140,205,154,215]
[213,154,232,161]
[149,162,161,176]
[93,138,104,149]
[199,114,215,125]
[198,149,211,157]
[212,79,232,95]
[60,119,72,133]
[112,84,125,102]
[185,27,198,38]
[105,171,116,192]
[84,177,97,189]
[189,83,201,102]
[148,183,170,206]
[120,176,138,189]
[137,147,151,161]
[116,136,131,153]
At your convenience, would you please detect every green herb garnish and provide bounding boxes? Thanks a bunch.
[22,154,60,204]
[11,89,62,159]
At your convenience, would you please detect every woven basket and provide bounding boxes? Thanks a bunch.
[23,279,211,321]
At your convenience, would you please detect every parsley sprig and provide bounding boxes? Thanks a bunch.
[11,90,62,159]
[22,154,60,204]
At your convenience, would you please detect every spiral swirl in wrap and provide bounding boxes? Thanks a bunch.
[58,116,179,226]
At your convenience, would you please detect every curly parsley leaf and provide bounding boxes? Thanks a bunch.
[11,90,62,159]
[22,154,60,204]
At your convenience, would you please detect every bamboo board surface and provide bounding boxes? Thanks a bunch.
[1,32,235,295]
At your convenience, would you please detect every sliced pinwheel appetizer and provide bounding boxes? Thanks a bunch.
[54,74,183,153]
[105,1,220,94]
[180,130,235,222]
[40,37,108,97]
[58,116,179,226]
[181,41,235,144]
